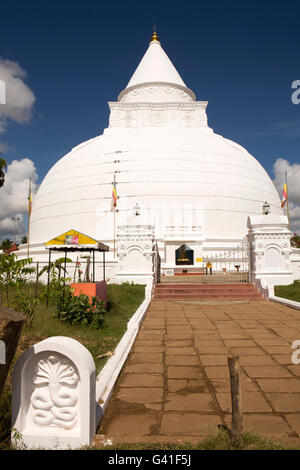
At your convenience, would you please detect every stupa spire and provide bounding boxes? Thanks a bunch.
[125,30,187,89]
[150,26,159,43]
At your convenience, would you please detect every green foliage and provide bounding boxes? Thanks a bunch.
[21,236,27,244]
[0,388,11,449]
[38,257,72,279]
[10,292,38,328]
[88,429,299,450]
[0,157,7,188]
[0,238,13,251]
[0,253,35,300]
[291,233,300,248]
[38,276,66,305]
[11,428,28,450]
[54,287,106,329]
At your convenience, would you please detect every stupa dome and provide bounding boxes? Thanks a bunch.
[30,33,282,251]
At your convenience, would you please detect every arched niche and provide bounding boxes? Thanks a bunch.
[264,246,281,271]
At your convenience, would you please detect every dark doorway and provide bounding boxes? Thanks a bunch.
[175,244,194,265]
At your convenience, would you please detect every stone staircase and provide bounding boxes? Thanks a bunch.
[153,282,263,300]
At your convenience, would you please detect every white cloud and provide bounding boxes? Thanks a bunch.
[0,158,39,239]
[0,57,35,148]
[273,158,300,233]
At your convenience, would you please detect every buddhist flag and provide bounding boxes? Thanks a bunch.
[281,182,287,208]
[110,178,117,211]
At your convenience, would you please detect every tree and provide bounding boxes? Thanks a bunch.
[38,257,72,280]
[0,154,6,188]
[0,253,35,301]
[0,239,13,251]
[291,233,300,249]
[21,236,27,244]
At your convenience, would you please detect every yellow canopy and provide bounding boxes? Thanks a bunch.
[45,229,99,246]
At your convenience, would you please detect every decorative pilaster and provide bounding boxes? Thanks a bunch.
[247,214,293,287]
[116,225,155,285]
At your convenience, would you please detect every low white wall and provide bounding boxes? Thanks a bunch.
[257,280,300,310]
[95,294,152,426]
[291,248,300,281]
[269,294,300,311]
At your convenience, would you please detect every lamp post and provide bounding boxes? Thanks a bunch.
[11,216,20,243]
[262,201,270,215]
[133,203,140,216]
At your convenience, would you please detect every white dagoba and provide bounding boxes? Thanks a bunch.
[24,31,283,278]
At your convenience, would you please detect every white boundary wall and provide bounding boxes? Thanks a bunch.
[95,293,152,426]
[269,294,300,310]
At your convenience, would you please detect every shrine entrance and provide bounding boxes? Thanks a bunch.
[175,244,194,265]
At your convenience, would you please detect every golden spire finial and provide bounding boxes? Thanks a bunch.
[150,26,159,43]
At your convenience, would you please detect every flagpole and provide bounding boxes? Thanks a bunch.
[27,178,31,258]
[113,174,116,258]
[285,171,291,230]
[114,206,116,258]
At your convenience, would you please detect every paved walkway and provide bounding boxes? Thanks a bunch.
[95,299,300,446]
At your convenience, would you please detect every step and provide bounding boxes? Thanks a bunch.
[153,296,263,300]
[156,283,254,288]
[155,285,258,291]
[154,291,259,297]
[153,293,263,300]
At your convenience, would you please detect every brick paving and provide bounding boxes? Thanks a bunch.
[95,299,300,445]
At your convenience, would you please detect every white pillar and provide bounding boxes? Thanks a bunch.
[247,214,293,287]
[116,224,155,286]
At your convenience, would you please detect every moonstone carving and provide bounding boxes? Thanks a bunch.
[31,355,79,429]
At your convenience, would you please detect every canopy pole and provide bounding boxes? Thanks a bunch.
[63,249,67,299]
[46,249,52,307]
[27,178,31,258]
[93,249,95,282]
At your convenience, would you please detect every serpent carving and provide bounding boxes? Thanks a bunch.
[31,355,79,429]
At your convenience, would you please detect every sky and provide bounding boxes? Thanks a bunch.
[0,0,300,240]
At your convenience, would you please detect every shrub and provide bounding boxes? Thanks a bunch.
[10,293,38,328]
[54,288,106,329]
[39,277,70,305]
[0,253,35,301]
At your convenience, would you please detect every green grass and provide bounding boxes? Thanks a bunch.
[275,281,300,302]
[16,282,145,373]
[87,429,300,450]
[0,388,11,449]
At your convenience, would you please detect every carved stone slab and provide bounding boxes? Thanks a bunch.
[12,336,96,449]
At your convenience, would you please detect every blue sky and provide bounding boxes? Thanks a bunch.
[0,0,300,236]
